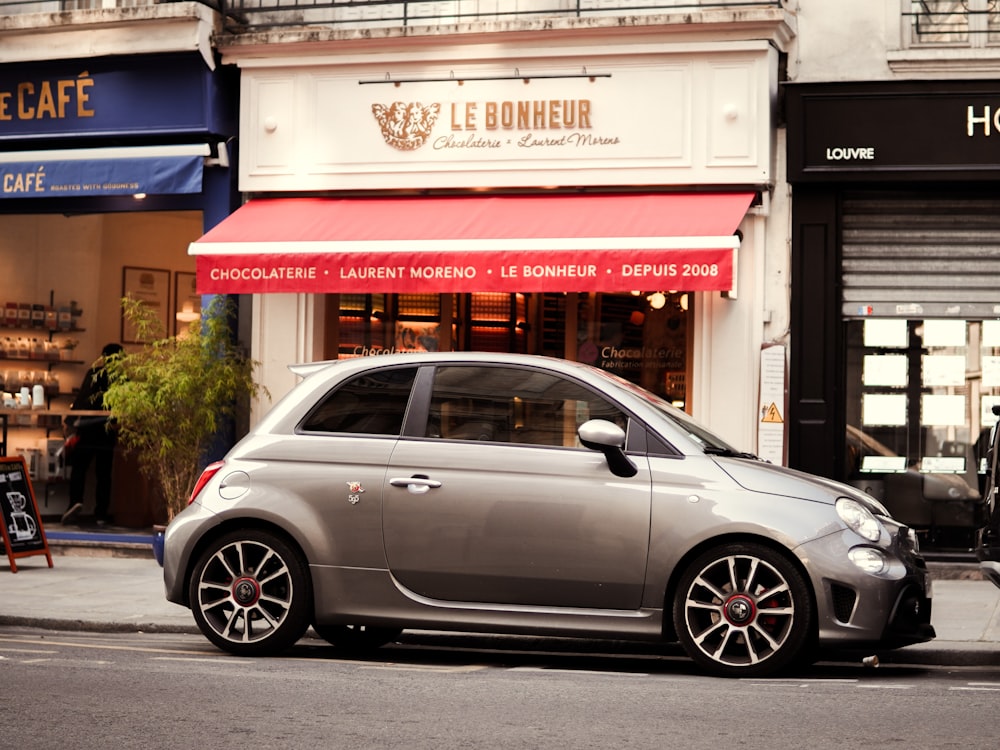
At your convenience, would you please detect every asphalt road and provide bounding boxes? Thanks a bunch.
[1,628,997,750]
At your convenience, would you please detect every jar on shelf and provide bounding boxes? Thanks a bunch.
[60,338,80,360]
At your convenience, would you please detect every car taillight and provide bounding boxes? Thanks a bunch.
[188,461,225,505]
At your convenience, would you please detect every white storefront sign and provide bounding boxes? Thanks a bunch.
[239,45,775,191]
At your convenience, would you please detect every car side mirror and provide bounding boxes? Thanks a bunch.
[578,419,638,478]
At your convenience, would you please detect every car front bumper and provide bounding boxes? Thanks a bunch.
[976,526,1000,591]
[801,527,935,649]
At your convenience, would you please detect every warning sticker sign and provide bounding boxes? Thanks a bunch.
[762,402,783,424]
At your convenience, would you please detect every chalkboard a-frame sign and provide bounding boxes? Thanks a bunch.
[0,456,53,573]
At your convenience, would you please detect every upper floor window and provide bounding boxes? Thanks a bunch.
[907,0,1000,47]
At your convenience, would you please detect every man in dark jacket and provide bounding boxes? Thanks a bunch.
[61,343,123,526]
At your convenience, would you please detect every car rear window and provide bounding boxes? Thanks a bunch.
[300,367,418,435]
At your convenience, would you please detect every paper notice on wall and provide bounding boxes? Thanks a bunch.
[983,356,1000,387]
[922,355,966,387]
[860,455,907,473]
[921,456,967,474]
[862,393,907,426]
[921,394,966,426]
[757,344,786,465]
[863,354,908,387]
[864,319,908,348]
[983,320,1000,348]
[982,396,1000,427]
[922,319,966,348]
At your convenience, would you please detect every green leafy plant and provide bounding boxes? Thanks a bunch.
[102,295,267,521]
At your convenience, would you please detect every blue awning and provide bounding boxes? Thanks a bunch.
[0,144,210,199]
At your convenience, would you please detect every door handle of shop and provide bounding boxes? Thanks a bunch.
[389,476,442,494]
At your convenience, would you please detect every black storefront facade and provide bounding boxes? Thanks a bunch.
[787,80,1000,548]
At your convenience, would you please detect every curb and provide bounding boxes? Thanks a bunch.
[926,561,985,581]
[0,616,200,636]
[823,643,1000,668]
[48,540,154,559]
[45,529,155,560]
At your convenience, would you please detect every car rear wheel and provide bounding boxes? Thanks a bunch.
[189,529,311,656]
[672,542,812,678]
[312,624,402,650]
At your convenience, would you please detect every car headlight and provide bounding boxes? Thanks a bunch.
[836,497,884,542]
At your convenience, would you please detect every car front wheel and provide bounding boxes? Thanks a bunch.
[189,529,311,656]
[672,542,813,678]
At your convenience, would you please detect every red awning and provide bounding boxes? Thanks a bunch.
[190,192,754,294]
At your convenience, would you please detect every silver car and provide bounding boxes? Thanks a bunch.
[163,352,934,677]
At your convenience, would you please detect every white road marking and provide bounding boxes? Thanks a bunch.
[512,667,648,677]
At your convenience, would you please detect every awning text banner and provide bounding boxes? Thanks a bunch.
[190,192,753,294]
[0,145,209,198]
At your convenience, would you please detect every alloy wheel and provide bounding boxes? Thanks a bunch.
[190,530,310,655]
[674,543,811,677]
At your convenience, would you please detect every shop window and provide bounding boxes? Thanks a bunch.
[329,290,688,408]
[395,294,445,352]
[844,318,995,544]
[336,294,387,358]
[461,293,528,353]
[540,293,567,359]
[574,292,689,408]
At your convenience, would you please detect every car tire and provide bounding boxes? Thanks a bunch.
[189,529,311,656]
[312,624,402,650]
[672,541,813,678]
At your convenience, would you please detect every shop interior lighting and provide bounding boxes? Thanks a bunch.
[175,301,200,323]
[360,68,610,87]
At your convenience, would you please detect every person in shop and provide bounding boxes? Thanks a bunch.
[60,343,123,526]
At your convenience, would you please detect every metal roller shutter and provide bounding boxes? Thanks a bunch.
[842,192,1000,319]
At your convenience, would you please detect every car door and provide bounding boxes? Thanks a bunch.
[383,363,651,611]
[293,365,418,569]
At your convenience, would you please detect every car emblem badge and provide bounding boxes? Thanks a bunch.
[347,481,365,505]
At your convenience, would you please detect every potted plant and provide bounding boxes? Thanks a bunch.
[101,295,267,538]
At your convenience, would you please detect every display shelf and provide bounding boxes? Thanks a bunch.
[0,410,106,457]
[0,357,84,365]
[0,325,84,332]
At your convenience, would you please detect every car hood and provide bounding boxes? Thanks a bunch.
[714,456,890,515]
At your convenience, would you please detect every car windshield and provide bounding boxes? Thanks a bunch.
[578,363,745,455]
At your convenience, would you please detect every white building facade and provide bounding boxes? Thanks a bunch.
[194,2,796,458]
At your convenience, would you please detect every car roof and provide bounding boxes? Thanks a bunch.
[288,351,586,379]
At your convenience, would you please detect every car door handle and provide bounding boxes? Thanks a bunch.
[389,476,442,494]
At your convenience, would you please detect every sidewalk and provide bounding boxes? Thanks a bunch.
[3,535,999,666]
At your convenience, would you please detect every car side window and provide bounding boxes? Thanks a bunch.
[427,365,626,448]
[300,367,418,435]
